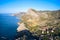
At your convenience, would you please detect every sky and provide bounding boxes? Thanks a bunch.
[0,0,60,13]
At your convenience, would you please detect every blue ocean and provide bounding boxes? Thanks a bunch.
[0,13,19,40]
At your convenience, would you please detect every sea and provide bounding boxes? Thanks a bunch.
[0,13,19,40]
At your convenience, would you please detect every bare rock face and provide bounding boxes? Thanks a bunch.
[17,23,28,32]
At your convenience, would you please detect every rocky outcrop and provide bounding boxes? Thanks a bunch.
[17,22,28,32]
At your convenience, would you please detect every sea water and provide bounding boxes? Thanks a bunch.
[0,13,19,40]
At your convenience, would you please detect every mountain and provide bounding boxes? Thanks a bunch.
[15,9,60,40]
[16,8,60,32]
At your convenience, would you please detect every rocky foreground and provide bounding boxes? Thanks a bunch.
[15,9,60,40]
